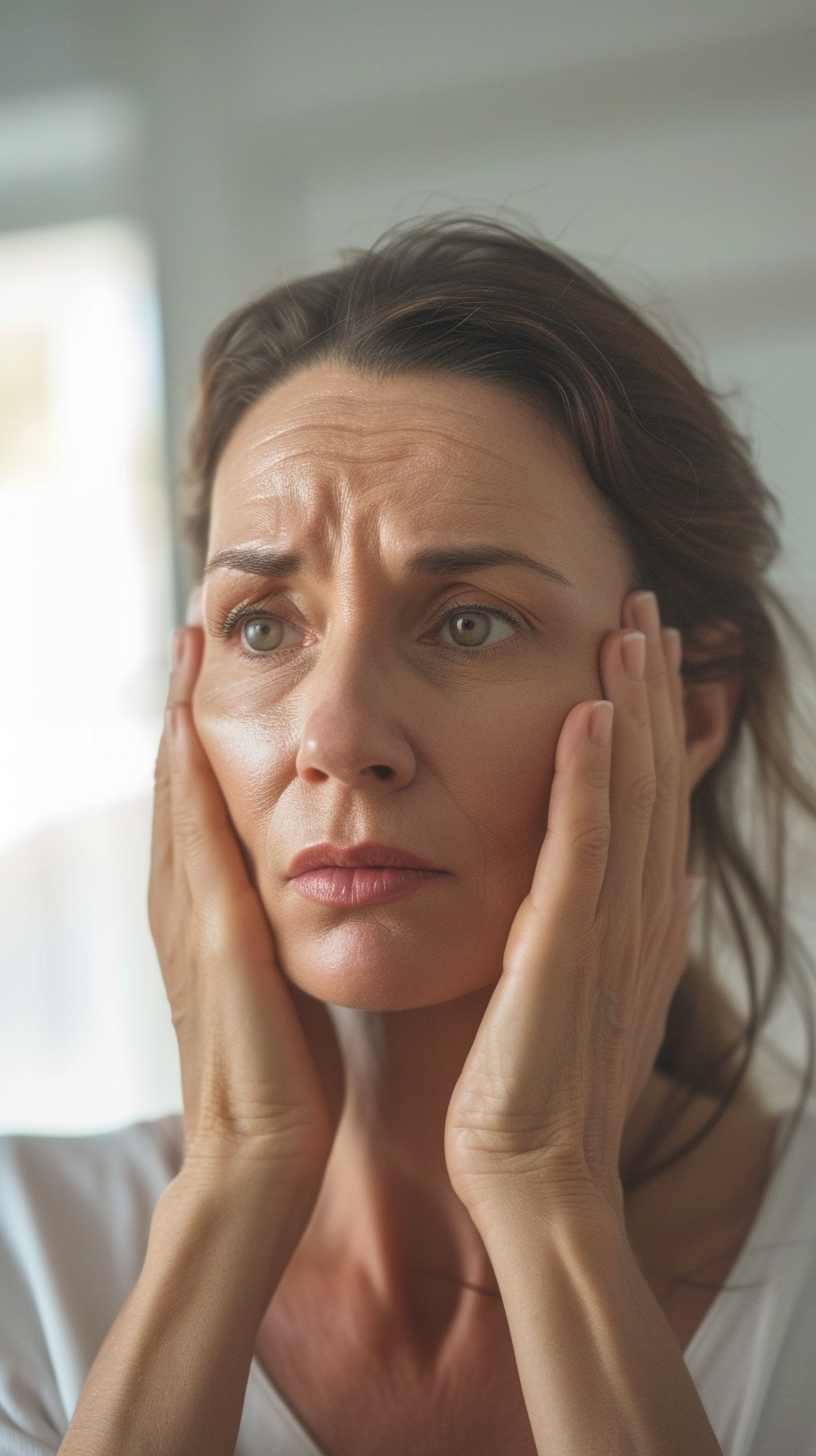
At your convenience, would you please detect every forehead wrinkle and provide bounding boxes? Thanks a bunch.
[247,425,538,479]
[215,377,626,587]
[236,390,552,477]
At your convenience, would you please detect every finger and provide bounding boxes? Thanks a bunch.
[662,626,691,887]
[151,627,205,873]
[158,627,256,913]
[625,623,692,1097]
[599,627,655,912]
[149,628,193,928]
[166,695,254,909]
[186,585,205,626]
[167,624,204,710]
[526,698,614,930]
[624,592,683,909]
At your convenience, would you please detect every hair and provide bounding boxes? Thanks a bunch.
[184,216,816,1187]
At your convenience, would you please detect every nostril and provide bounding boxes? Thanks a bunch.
[371,764,394,781]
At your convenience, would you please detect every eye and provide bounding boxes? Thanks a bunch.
[440,608,516,649]
[240,615,299,654]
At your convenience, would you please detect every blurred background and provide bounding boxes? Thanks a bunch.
[0,0,814,1132]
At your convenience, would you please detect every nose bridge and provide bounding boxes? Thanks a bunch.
[311,615,388,717]
[295,607,415,789]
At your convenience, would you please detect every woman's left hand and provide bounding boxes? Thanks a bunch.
[445,590,694,1219]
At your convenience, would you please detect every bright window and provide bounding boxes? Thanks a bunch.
[0,219,180,1132]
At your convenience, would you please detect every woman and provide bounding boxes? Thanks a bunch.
[2,218,816,1456]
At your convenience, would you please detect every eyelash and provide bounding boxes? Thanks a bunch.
[217,601,524,658]
[218,603,281,640]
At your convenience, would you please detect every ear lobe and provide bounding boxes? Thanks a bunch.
[683,676,741,788]
[679,620,743,789]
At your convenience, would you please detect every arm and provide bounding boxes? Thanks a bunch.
[446,593,722,1455]
[478,1192,718,1456]
[59,1161,311,1456]
[60,627,340,1456]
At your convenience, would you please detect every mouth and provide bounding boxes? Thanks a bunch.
[287,842,449,908]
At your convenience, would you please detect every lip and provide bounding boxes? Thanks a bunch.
[288,842,444,876]
[287,842,448,909]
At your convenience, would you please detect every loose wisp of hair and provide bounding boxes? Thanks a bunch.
[183,215,816,1187]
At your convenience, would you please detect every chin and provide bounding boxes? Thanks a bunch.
[271,915,501,1012]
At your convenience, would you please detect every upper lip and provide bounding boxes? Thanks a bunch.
[287,842,446,877]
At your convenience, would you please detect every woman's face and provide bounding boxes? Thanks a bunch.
[195,364,633,1010]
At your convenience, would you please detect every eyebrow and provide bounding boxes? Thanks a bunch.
[203,543,573,588]
[204,547,302,578]
[408,546,573,587]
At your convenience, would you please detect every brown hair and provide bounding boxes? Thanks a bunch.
[185,216,816,1185]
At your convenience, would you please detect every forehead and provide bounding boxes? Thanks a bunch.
[209,363,628,576]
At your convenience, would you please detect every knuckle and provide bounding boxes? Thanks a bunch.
[583,758,612,793]
[571,817,611,868]
[653,750,679,800]
[172,795,208,857]
[629,694,651,732]
[626,770,657,820]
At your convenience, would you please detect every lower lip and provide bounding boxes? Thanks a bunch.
[290,867,444,908]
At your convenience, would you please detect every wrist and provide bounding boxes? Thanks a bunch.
[156,1152,320,1310]
[458,1161,625,1249]
[473,1180,632,1320]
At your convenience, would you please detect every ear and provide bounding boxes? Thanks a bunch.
[681,623,742,790]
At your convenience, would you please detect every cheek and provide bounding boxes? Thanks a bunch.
[192,661,294,846]
[432,682,573,879]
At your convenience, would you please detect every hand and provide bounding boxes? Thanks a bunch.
[445,591,694,1218]
[149,626,343,1191]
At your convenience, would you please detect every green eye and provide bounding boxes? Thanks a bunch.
[442,609,515,649]
[241,617,285,652]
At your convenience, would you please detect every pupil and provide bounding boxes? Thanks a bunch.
[452,611,490,646]
[244,618,283,651]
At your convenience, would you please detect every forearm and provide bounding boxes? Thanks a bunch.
[59,1158,314,1456]
[476,1186,721,1456]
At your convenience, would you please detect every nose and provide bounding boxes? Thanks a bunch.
[295,645,416,791]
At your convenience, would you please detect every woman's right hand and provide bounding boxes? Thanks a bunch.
[149,624,343,1194]
[59,625,343,1456]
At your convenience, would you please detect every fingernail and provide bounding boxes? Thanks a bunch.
[589,700,614,747]
[632,591,659,636]
[170,627,185,672]
[170,626,187,669]
[186,586,204,627]
[663,627,682,676]
[621,631,646,681]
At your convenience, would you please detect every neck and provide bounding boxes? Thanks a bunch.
[300,991,693,1303]
[303,988,497,1301]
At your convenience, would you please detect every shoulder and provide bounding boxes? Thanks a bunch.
[0,1114,182,1211]
[0,1116,182,1281]
[739,1108,816,1454]
[0,1118,182,1451]
[685,1107,816,1455]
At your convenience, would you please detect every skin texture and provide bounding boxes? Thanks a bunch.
[59,364,777,1456]
[194,367,632,1011]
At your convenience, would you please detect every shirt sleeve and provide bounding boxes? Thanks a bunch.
[0,1207,64,1454]
[0,1122,181,1455]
